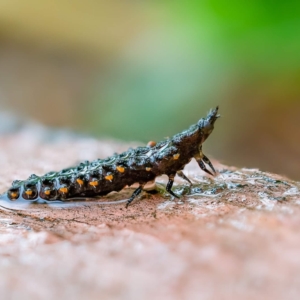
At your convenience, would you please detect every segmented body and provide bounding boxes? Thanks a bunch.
[5,107,220,207]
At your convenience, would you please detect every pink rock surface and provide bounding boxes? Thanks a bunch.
[0,124,300,300]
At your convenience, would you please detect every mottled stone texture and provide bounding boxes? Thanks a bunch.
[0,122,300,300]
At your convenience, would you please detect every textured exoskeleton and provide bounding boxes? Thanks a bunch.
[5,107,220,207]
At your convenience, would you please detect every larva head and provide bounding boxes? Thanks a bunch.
[198,106,220,142]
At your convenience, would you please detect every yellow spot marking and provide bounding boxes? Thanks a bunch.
[25,189,33,196]
[105,174,113,181]
[89,180,98,187]
[10,192,18,199]
[76,178,84,185]
[59,187,68,194]
[116,166,125,173]
[173,153,180,160]
[44,189,51,196]
[146,167,152,172]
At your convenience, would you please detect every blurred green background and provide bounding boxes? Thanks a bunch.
[0,0,299,179]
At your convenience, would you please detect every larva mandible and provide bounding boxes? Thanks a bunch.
[5,107,220,207]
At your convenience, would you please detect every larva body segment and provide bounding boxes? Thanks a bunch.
[6,107,220,207]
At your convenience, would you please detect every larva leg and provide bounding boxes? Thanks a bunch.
[197,146,216,176]
[202,154,216,175]
[195,157,214,176]
[126,184,145,208]
[176,171,192,185]
[166,174,180,198]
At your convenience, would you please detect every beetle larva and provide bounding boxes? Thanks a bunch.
[5,107,220,207]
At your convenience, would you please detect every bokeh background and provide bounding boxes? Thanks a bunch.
[0,1,299,179]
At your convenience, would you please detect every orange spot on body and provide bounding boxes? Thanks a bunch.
[76,178,84,185]
[25,189,33,196]
[173,153,180,160]
[146,167,152,172]
[89,180,98,187]
[105,174,113,181]
[44,189,51,195]
[116,166,125,173]
[10,192,18,199]
[147,141,157,148]
[59,187,68,194]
